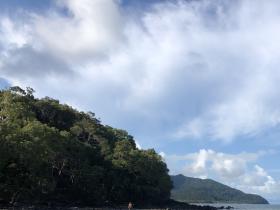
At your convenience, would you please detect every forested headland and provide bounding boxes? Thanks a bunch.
[171,175,268,204]
[0,87,173,207]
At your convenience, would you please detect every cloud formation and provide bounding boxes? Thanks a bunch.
[164,149,280,200]
[35,0,124,59]
[2,0,280,143]
[165,149,265,178]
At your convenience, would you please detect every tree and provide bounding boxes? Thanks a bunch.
[0,87,172,206]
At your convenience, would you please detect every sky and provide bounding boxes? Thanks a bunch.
[0,0,280,203]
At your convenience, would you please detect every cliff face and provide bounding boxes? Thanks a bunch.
[171,174,269,204]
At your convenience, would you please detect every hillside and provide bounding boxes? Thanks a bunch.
[171,174,269,204]
[0,87,172,207]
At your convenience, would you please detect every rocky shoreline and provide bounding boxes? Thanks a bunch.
[0,199,235,210]
[0,204,227,210]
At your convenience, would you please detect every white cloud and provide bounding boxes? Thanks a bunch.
[0,17,30,49]
[2,0,280,145]
[181,149,263,179]
[34,0,124,59]
[135,140,142,149]
[163,149,265,178]
[237,165,280,200]
[189,149,211,174]
[174,118,204,139]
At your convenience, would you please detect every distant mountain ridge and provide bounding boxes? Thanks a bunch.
[171,174,269,204]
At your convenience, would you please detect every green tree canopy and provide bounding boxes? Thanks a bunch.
[0,87,172,207]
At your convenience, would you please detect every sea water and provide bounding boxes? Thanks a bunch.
[201,204,280,210]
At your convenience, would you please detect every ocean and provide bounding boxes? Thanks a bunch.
[200,204,280,210]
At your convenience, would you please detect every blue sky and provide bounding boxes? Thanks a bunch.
[0,0,280,203]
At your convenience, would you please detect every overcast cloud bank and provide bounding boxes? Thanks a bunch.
[2,0,280,142]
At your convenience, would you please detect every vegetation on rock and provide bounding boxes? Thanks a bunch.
[0,87,172,207]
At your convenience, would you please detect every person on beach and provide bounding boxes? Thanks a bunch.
[128,201,133,210]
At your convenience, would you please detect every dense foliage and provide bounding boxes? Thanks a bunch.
[171,174,268,204]
[0,87,172,206]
